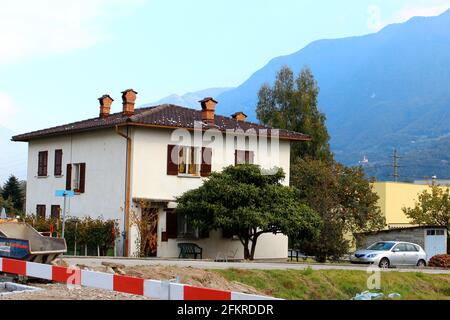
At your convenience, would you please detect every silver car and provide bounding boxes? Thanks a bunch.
[350,241,427,268]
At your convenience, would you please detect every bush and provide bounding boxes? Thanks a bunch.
[20,215,119,256]
[428,254,450,268]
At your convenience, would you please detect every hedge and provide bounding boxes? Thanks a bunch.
[22,215,119,256]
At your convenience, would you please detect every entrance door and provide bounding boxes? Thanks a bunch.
[142,208,159,257]
[425,229,447,261]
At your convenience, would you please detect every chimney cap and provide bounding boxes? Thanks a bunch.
[98,94,114,102]
[232,111,247,118]
[198,97,218,104]
[121,88,138,95]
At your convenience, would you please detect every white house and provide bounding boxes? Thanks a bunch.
[12,89,310,259]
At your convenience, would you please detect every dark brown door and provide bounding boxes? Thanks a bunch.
[141,208,158,257]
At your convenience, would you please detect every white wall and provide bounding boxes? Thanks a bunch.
[130,127,292,259]
[26,129,127,255]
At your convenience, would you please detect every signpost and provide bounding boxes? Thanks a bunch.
[55,190,74,265]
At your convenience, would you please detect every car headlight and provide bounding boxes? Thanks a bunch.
[366,254,378,258]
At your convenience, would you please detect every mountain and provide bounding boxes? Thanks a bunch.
[216,9,450,180]
[151,87,233,109]
[0,126,27,184]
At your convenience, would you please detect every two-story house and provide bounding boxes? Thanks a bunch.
[12,89,309,259]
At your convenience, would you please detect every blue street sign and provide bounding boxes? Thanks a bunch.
[55,190,75,197]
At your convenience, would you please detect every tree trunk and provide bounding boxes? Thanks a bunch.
[243,237,251,260]
[250,236,259,260]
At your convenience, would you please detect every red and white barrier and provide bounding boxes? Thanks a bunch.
[0,257,279,300]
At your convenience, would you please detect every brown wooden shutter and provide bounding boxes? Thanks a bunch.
[167,145,179,175]
[246,151,255,164]
[54,150,62,176]
[166,209,178,239]
[79,163,86,193]
[38,151,48,176]
[36,205,46,220]
[235,150,245,165]
[66,164,72,190]
[51,205,60,219]
[200,147,212,177]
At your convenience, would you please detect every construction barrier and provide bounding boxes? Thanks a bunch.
[0,257,279,300]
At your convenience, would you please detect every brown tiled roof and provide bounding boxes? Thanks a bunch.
[12,104,310,142]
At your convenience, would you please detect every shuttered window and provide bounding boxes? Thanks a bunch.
[65,163,85,193]
[51,205,61,219]
[36,205,46,219]
[235,150,254,165]
[38,151,48,176]
[54,149,63,176]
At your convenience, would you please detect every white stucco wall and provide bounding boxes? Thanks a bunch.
[130,127,291,259]
[25,129,127,255]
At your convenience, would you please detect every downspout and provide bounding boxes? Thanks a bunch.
[115,124,132,257]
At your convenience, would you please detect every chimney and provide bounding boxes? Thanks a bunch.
[232,111,247,122]
[199,97,218,124]
[122,89,138,116]
[98,95,114,118]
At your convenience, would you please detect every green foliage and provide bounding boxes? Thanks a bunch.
[1,175,24,214]
[402,185,450,227]
[290,158,385,262]
[176,164,321,260]
[22,215,119,255]
[0,195,15,217]
[256,66,332,162]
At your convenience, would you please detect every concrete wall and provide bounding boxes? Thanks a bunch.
[356,228,426,249]
[26,129,127,255]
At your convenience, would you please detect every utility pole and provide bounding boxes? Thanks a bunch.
[392,149,401,182]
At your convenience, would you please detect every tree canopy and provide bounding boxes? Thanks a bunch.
[1,175,24,213]
[290,158,385,261]
[256,65,332,162]
[176,164,321,260]
[402,185,450,227]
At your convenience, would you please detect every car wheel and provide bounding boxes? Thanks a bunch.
[417,260,426,268]
[379,258,390,269]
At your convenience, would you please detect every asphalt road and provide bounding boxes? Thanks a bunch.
[64,257,450,275]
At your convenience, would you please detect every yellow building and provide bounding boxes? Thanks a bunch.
[372,182,448,229]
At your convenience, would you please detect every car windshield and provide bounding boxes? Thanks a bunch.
[367,242,395,251]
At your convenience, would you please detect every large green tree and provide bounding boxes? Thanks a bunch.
[402,185,450,227]
[256,65,332,162]
[1,175,24,212]
[290,158,385,262]
[176,164,321,260]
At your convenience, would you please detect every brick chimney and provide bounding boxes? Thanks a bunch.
[232,111,247,122]
[122,89,138,116]
[199,97,218,124]
[98,95,114,118]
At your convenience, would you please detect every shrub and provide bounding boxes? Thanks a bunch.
[428,254,450,268]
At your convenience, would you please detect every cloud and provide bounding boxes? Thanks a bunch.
[0,92,18,127]
[0,0,147,64]
[367,1,450,32]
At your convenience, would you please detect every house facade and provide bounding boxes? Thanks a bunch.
[13,89,309,259]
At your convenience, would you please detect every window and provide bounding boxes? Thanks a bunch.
[66,163,86,193]
[167,145,212,177]
[178,146,200,176]
[393,243,408,252]
[36,205,46,219]
[38,151,48,176]
[177,212,197,238]
[427,229,445,236]
[54,150,63,176]
[51,205,61,219]
[235,150,254,165]
[406,244,419,252]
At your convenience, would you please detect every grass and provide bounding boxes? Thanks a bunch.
[214,268,450,300]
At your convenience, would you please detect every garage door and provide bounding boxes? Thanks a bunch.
[424,229,447,260]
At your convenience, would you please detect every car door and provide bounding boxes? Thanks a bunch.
[404,244,419,265]
[390,243,407,266]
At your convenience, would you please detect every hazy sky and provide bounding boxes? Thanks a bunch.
[1,0,450,134]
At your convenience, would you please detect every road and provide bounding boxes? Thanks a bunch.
[64,257,450,275]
